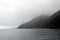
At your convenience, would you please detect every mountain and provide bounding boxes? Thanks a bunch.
[18,10,60,29]
[18,15,50,28]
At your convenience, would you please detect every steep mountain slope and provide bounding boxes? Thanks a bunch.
[18,15,50,28]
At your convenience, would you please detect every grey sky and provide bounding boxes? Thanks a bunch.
[0,0,60,28]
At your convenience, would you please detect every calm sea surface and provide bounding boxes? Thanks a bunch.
[0,29,60,40]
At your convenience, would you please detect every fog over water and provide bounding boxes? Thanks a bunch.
[0,0,60,28]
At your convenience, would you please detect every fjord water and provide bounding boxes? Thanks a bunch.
[0,29,60,40]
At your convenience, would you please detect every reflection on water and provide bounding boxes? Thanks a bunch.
[0,29,59,40]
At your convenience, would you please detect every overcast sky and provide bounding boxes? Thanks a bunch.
[0,0,60,28]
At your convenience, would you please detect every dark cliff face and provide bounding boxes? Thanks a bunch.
[44,10,60,29]
[18,10,60,29]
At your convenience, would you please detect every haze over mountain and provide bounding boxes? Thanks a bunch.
[18,10,60,29]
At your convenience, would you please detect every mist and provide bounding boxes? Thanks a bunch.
[0,0,60,28]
